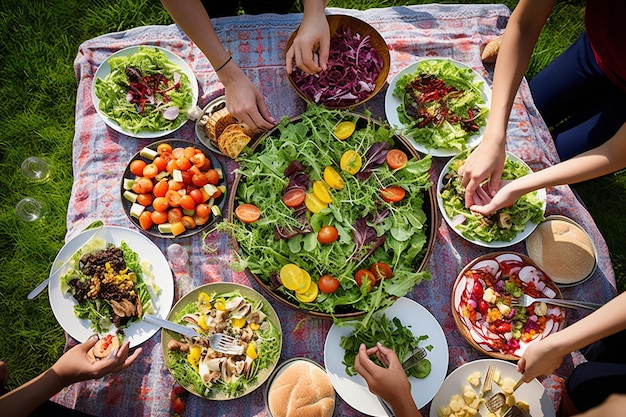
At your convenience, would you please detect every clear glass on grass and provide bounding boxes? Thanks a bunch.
[15,197,48,222]
[21,157,52,182]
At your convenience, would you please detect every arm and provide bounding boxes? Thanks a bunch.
[285,0,329,74]
[354,343,422,417]
[518,291,626,382]
[160,0,275,131]
[458,0,556,207]
[574,394,626,417]
[0,336,141,417]
[470,121,626,215]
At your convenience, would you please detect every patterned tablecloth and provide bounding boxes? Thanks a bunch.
[54,4,617,417]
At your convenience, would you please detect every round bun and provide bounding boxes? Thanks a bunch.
[268,360,335,417]
[526,218,596,284]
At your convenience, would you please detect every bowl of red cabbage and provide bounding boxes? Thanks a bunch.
[286,14,390,110]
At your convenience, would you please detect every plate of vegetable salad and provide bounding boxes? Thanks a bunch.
[162,282,282,400]
[219,105,436,318]
[324,297,449,415]
[438,150,546,247]
[49,226,174,348]
[385,58,491,157]
[92,46,198,138]
[452,252,566,360]
[121,138,226,239]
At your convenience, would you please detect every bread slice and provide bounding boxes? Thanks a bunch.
[267,360,335,417]
[205,107,237,145]
[217,123,252,159]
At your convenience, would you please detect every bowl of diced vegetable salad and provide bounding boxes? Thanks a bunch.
[286,14,390,110]
[218,105,437,319]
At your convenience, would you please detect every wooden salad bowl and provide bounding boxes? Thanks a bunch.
[285,14,390,110]
[226,111,437,319]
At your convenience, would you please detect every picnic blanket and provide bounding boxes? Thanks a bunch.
[54,4,617,417]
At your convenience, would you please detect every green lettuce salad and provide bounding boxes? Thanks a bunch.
[94,46,194,134]
[393,59,489,152]
[439,151,545,243]
[214,105,433,319]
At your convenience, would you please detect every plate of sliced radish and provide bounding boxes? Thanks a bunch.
[452,252,567,360]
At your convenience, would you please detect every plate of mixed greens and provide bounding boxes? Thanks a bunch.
[49,226,174,347]
[385,58,491,157]
[162,282,282,400]
[217,105,436,318]
[92,46,198,138]
[324,297,448,415]
[438,150,546,247]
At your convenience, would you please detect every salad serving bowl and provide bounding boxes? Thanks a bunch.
[286,14,390,110]
[223,106,437,319]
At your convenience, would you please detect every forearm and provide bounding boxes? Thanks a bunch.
[0,369,65,417]
[302,0,327,16]
[387,396,422,417]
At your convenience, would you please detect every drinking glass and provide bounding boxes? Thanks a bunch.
[15,197,48,222]
[167,243,189,269]
[21,156,52,182]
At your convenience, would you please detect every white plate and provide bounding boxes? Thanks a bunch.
[92,46,199,139]
[437,151,547,248]
[429,359,556,417]
[385,58,491,157]
[194,95,226,156]
[49,226,174,347]
[324,297,449,415]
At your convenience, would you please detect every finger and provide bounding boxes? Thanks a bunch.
[473,185,491,206]
[464,180,479,208]
[354,344,373,378]
[255,96,276,127]
[81,334,99,352]
[285,46,295,74]
[317,40,330,72]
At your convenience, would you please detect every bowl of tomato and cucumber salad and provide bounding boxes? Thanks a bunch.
[120,138,227,239]
[222,106,437,319]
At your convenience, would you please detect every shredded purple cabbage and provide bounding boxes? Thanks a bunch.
[290,27,384,108]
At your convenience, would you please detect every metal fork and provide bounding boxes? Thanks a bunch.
[144,314,243,355]
[503,405,524,417]
[485,377,524,413]
[512,294,602,311]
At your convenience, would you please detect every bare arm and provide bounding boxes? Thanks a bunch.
[160,0,275,130]
[518,291,626,381]
[0,336,141,417]
[470,121,626,215]
[459,0,556,206]
[285,0,329,74]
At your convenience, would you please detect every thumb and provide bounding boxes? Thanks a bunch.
[82,334,99,350]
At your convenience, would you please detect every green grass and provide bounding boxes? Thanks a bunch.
[1,0,624,391]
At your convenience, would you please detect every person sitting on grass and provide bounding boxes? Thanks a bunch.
[0,335,141,417]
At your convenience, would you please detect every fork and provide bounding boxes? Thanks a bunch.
[485,377,524,413]
[143,314,243,355]
[512,294,603,311]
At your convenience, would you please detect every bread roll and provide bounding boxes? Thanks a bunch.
[526,219,596,284]
[268,360,335,417]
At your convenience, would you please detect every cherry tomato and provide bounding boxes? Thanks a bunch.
[138,211,153,230]
[132,178,153,194]
[166,159,178,174]
[172,396,185,414]
[472,281,484,299]
[190,153,207,168]
[181,215,197,230]
[168,178,184,191]
[317,225,339,244]
[193,213,209,226]
[282,188,306,208]
[152,156,167,172]
[340,150,362,175]
[179,194,196,211]
[130,160,147,177]
[195,203,210,218]
[152,196,169,212]
[380,185,406,203]
[386,149,408,170]
[192,173,208,187]
[142,163,159,179]
[171,147,185,159]
[180,170,193,185]
[205,169,220,185]
[168,207,183,224]
[166,190,182,207]
[318,275,340,294]
[354,269,376,288]
[152,180,169,197]
[323,166,344,190]
[235,203,261,224]
[189,189,204,205]
[136,193,153,207]
[157,143,173,155]
[370,262,393,280]
[304,193,328,213]
[151,210,168,224]
[478,299,489,315]
[183,146,196,160]
[495,323,511,333]
[176,156,192,171]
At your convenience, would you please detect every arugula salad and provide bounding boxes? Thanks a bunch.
[439,151,545,243]
[165,290,281,399]
[393,59,489,152]
[94,46,194,134]
[218,105,434,317]
[60,238,159,334]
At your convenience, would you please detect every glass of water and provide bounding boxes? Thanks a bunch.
[15,197,48,222]
[21,156,51,182]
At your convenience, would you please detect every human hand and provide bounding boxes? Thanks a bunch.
[285,15,330,74]
[516,336,565,383]
[458,140,506,207]
[353,342,411,403]
[222,70,276,132]
[467,180,517,216]
[574,394,626,417]
[50,335,142,387]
